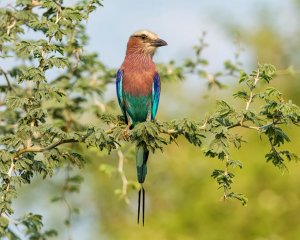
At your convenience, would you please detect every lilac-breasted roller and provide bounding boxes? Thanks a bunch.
[116,30,167,225]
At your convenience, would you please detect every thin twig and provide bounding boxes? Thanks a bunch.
[117,150,129,204]
[223,154,230,201]
[245,68,260,111]
[6,19,16,36]
[227,120,300,131]
[199,117,208,130]
[227,122,260,130]
[240,68,260,126]
[7,160,15,177]
[0,67,14,92]
[55,12,62,24]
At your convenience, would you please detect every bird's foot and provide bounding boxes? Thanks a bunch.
[123,124,131,140]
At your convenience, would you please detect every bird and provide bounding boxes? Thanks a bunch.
[116,30,167,225]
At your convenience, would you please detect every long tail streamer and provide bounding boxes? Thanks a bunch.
[137,186,145,226]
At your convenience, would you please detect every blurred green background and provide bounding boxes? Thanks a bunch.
[9,0,300,239]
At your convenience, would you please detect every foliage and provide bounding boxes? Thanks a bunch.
[0,0,299,239]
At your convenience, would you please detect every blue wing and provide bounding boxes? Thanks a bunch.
[151,72,161,120]
[116,69,125,116]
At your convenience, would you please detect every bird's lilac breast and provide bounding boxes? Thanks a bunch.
[122,70,154,96]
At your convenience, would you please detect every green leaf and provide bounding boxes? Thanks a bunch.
[233,90,249,100]
[16,41,34,58]
[47,57,69,69]
[228,159,243,169]
[0,217,9,228]
[227,192,248,206]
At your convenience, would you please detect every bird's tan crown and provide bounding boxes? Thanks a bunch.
[131,30,159,40]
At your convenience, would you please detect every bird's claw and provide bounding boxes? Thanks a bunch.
[123,125,131,140]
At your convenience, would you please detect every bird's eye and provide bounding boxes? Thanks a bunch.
[141,34,147,40]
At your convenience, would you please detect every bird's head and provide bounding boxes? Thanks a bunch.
[126,30,167,57]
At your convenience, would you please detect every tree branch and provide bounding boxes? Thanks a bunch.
[13,127,116,159]
[227,122,261,130]
[13,139,79,159]
[228,120,300,131]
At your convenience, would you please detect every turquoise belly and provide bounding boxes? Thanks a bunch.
[124,92,151,124]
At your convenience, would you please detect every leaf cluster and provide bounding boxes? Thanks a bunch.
[0,0,300,237]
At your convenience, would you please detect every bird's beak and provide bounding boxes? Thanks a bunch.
[151,38,168,47]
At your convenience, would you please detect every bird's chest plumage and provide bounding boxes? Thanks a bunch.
[122,68,154,96]
[121,63,156,123]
